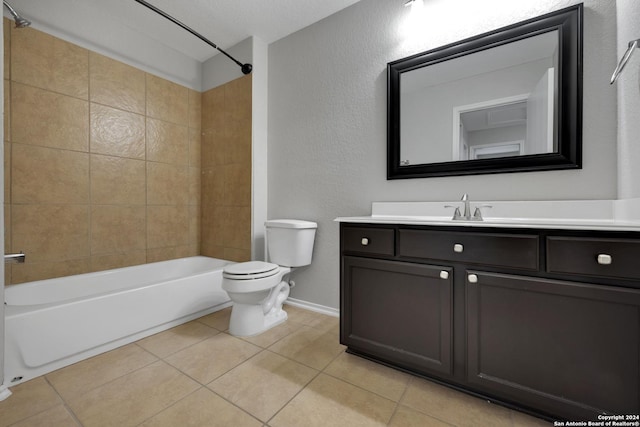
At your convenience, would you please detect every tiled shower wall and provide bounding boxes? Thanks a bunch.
[200,77,252,262]
[2,20,253,285]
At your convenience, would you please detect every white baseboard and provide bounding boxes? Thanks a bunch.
[285,297,339,318]
[0,385,12,401]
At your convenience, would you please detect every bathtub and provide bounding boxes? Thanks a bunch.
[3,256,232,387]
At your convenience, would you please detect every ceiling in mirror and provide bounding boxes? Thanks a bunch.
[388,4,582,179]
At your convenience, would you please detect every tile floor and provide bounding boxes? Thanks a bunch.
[0,305,551,427]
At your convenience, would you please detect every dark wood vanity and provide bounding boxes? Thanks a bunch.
[340,222,640,421]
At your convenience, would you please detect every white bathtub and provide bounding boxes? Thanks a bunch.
[3,256,232,387]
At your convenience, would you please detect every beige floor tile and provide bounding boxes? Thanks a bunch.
[401,377,512,427]
[67,360,200,427]
[0,377,62,427]
[197,306,231,331]
[46,343,158,400]
[268,325,345,370]
[283,304,329,328]
[136,320,220,358]
[510,409,551,426]
[324,352,411,402]
[166,333,261,384]
[139,387,261,427]
[240,318,305,348]
[10,404,80,427]
[388,405,453,427]
[269,373,396,427]
[208,350,318,422]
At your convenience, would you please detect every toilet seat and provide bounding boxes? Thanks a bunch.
[223,261,279,280]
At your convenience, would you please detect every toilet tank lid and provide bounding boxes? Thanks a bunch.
[265,219,317,229]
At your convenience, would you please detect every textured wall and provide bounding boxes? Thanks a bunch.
[268,0,619,309]
[4,22,201,284]
[617,0,640,199]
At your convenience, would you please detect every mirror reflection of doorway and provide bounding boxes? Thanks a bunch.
[452,68,555,161]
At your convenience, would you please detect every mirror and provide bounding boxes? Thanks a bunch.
[388,4,582,179]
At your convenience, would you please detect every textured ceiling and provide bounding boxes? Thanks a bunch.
[5,0,363,62]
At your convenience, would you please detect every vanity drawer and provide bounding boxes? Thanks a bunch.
[342,226,395,256]
[547,237,640,281]
[398,229,539,270]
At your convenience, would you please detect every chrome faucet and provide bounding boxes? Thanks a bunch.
[461,193,471,220]
[445,194,491,221]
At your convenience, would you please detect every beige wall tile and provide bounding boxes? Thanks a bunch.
[4,205,10,253]
[90,103,145,160]
[201,204,225,248]
[188,128,201,168]
[147,205,189,249]
[11,27,88,99]
[146,74,188,125]
[11,258,91,284]
[146,118,188,165]
[12,83,88,151]
[4,18,10,80]
[200,242,224,259]
[91,251,147,273]
[90,205,147,255]
[188,89,201,130]
[224,163,251,207]
[201,128,226,168]
[226,118,252,164]
[189,204,200,248]
[12,144,89,204]
[188,167,201,206]
[4,142,10,203]
[201,168,224,208]
[226,75,252,121]
[223,248,251,262]
[91,154,145,205]
[147,162,188,206]
[202,85,225,128]
[12,204,89,262]
[222,206,251,250]
[89,52,145,114]
[4,79,10,142]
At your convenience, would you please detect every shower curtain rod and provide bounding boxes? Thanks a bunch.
[132,0,252,75]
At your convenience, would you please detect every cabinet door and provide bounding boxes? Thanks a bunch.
[466,271,640,419]
[341,256,453,376]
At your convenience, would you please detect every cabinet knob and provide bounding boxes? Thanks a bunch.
[468,274,478,283]
[361,237,369,246]
[597,254,612,265]
[454,243,464,253]
[440,271,449,280]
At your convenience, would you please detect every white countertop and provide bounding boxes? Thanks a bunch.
[335,198,640,232]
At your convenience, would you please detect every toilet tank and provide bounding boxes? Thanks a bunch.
[265,219,317,267]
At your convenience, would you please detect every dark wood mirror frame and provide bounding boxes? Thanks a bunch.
[387,4,582,179]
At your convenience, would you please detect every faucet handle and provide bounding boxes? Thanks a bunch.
[444,205,462,220]
[472,205,492,221]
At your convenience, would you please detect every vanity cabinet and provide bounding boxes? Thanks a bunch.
[340,223,640,420]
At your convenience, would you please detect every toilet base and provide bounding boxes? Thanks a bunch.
[228,303,288,337]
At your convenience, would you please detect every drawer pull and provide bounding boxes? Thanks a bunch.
[468,274,478,283]
[361,238,369,246]
[440,271,449,280]
[597,254,612,265]
[454,243,464,253]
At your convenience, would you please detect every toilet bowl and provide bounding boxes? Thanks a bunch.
[222,219,317,337]
[222,261,292,336]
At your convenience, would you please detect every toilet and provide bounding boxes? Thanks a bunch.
[222,219,317,337]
